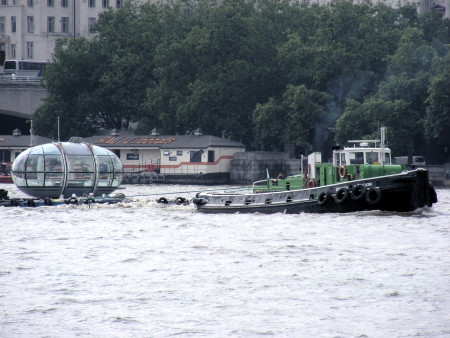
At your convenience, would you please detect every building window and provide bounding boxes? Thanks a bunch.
[47,17,55,33]
[11,16,16,33]
[1,0,9,6]
[208,150,215,163]
[88,0,95,7]
[61,17,69,33]
[102,0,109,8]
[13,0,19,4]
[61,0,68,7]
[0,150,11,163]
[28,0,33,7]
[116,0,122,7]
[48,0,54,6]
[27,16,34,33]
[11,44,16,58]
[190,151,202,163]
[88,17,96,33]
[27,42,33,59]
[0,17,5,34]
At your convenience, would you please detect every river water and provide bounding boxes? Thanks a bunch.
[1,183,449,338]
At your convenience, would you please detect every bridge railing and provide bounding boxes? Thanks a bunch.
[0,74,42,84]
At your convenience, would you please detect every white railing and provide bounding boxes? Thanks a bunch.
[0,75,42,84]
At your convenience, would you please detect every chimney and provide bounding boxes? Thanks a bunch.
[151,128,160,136]
[13,128,21,136]
[194,128,203,136]
[111,128,119,136]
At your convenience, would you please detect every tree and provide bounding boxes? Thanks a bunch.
[146,0,283,145]
[424,51,450,145]
[253,85,329,152]
[335,98,415,155]
[33,38,102,139]
[252,97,286,151]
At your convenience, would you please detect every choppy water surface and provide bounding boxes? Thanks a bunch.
[1,183,449,337]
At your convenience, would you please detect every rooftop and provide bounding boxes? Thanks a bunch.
[0,134,54,148]
[82,134,245,149]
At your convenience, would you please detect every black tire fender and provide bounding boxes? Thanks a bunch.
[44,197,53,206]
[175,197,186,205]
[365,187,382,205]
[351,185,367,201]
[192,198,207,206]
[335,187,349,204]
[67,197,78,204]
[317,192,331,206]
[157,197,168,204]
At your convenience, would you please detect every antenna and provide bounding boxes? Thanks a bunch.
[380,127,385,166]
[30,120,33,147]
[57,116,60,142]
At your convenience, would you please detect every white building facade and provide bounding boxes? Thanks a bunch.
[0,0,125,69]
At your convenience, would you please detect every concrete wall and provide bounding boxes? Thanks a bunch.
[0,82,47,118]
[230,152,301,184]
[424,164,450,187]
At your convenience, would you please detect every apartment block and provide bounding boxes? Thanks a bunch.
[0,0,124,66]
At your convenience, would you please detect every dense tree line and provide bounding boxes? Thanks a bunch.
[34,0,450,158]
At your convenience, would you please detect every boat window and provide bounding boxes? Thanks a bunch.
[384,153,391,165]
[340,153,346,165]
[93,145,110,156]
[335,153,340,166]
[41,143,60,155]
[45,172,63,187]
[366,152,379,164]
[349,152,364,164]
[12,172,26,186]
[112,173,122,187]
[44,155,63,172]
[26,172,45,186]
[26,155,44,172]
[97,156,113,187]
[66,155,95,188]
[11,149,31,172]
[29,146,44,155]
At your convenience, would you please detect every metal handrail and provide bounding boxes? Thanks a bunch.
[0,75,41,84]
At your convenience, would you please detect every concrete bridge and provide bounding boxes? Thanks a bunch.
[0,81,48,134]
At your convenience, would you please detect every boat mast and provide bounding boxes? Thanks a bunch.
[380,127,385,166]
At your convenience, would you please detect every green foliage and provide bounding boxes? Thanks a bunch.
[335,98,414,154]
[33,0,450,158]
[425,51,450,144]
[253,85,330,151]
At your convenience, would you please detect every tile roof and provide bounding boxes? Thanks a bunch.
[94,136,177,145]
[0,135,54,148]
[82,134,245,149]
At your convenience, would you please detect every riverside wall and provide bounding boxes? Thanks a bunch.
[230,152,301,184]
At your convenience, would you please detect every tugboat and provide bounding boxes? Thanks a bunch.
[192,128,437,214]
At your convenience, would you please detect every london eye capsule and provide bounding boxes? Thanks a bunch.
[11,142,123,199]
